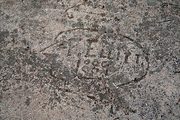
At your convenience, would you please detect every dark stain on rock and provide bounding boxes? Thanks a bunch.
[0,92,3,103]
[25,97,31,106]
[129,0,137,7]
[92,104,103,112]
[109,105,115,115]
[31,0,42,8]
[0,30,9,43]
[114,96,136,115]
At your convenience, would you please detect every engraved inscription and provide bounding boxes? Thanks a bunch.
[42,29,149,86]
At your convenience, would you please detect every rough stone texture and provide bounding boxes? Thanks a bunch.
[0,0,180,120]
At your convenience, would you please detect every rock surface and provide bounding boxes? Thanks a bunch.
[0,0,180,120]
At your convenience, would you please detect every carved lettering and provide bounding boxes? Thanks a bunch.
[85,39,98,57]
